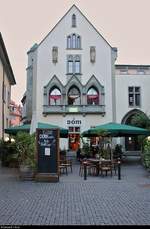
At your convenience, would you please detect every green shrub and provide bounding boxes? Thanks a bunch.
[0,139,17,167]
[143,139,150,170]
[14,132,37,169]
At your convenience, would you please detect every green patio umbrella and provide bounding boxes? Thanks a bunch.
[82,122,150,137]
[4,124,30,135]
[5,122,68,138]
[82,122,150,160]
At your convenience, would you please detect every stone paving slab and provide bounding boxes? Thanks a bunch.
[0,158,150,225]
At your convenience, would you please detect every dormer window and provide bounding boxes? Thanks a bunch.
[72,14,76,27]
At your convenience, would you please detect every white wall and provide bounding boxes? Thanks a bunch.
[34,5,113,123]
[116,74,150,123]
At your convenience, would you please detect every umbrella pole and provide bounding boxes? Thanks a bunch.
[110,137,113,161]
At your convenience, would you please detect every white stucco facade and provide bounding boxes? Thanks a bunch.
[24,5,150,151]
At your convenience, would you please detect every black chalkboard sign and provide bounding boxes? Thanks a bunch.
[36,128,59,174]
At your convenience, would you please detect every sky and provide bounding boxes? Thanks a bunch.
[1,0,150,105]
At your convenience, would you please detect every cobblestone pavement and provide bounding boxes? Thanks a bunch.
[0,157,150,226]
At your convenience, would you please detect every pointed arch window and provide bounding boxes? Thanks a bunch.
[77,36,81,49]
[67,36,71,49]
[72,14,76,27]
[72,34,76,48]
[49,87,61,105]
[67,34,81,49]
[87,87,99,105]
[68,86,81,105]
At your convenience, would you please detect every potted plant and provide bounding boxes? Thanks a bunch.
[14,132,37,180]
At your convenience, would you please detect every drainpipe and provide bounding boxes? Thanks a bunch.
[2,65,4,140]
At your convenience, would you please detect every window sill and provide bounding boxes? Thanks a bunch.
[66,48,82,50]
[66,73,82,76]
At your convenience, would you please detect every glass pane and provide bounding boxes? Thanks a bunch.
[75,61,80,73]
[69,127,74,132]
[67,37,71,48]
[68,61,73,73]
[72,34,76,48]
[135,94,140,106]
[77,36,80,48]
[128,87,133,92]
[129,94,134,106]
[135,87,140,93]
[75,127,80,132]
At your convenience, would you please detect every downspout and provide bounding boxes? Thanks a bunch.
[2,65,4,140]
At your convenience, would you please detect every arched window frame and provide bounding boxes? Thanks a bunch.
[49,87,61,105]
[68,86,81,105]
[67,36,71,49]
[72,14,76,27]
[87,87,99,105]
[77,36,81,49]
[67,34,81,49]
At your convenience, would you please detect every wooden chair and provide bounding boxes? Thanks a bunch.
[58,160,68,175]
[65,159,73,173]
[99,160,113,177]
[79,160,97,176]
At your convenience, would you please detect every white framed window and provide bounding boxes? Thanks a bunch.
[128,86,140,107]
[67,55,81,74]
[67,34,81,49]
[75,56,80,74]
[67,36,71,49]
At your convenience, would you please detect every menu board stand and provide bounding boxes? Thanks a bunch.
[35,128,59,182]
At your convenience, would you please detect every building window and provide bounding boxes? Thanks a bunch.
[128,86,140,107]
[67,36,71,49]
[75,56,80,74]
[68,55,73,74]
[67,34,81,49]
[52,46,58,63]
[90,46,96,63]
[68,86,81,105]
[3,84,6,103]
[72,14,76,27]
[67,55,81,74]
[87,87,99,105]
[7,91,10,107]
[49,87,61,105]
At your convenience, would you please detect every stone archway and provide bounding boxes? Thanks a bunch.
[121,109,147,151]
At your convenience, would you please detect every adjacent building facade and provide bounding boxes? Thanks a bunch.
[9,100,22,127]
[22,5,150,151]
[0,33,16,139]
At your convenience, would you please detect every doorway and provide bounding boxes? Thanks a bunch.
[68,126,80,151]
